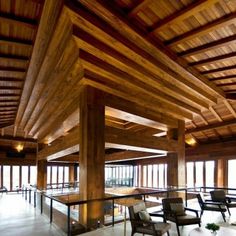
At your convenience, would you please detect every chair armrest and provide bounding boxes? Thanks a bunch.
[184,207,199,217]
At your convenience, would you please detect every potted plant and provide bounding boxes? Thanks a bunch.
[205,223,220,235]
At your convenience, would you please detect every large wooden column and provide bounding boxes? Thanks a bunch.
[79,86,105,229]
[217,158,226,187]
[167,120,186,189]
[69,165,75,183]
[37,160,47,190]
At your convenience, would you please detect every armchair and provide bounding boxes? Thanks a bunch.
[210,190,236,216]
[128,202,171,236]
[196,193,227,222]
[162,197,201,236]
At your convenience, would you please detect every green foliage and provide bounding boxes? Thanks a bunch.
[205,223,220,232]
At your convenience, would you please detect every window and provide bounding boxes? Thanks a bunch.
[142,165,147,187]
[64,166,69,183]
[158,164,165,188]
[12,166,20,190]
[205,161,215,189]
[47,166,51,184]
[228,160,236,194]
[195,162,203,187]
[187,162,194,188]
[51,166,57,184]
[153,165,158,188]
[22,166,29,186]
[3,166,10,190]
[147,165,152,187]
[30,166,37,185]
[58,166,64,184]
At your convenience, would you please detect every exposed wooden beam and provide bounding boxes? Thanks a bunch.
[150,0,215,32]
[0,12,38,29]
[201,65,236,75]
[0,67,26,73]
[0,54,30,62]
[186,119,236,134]
[74,30,210,111]
[166,12,236,47]
[67,0,223,100]
[217,82,236,87]
[209,75,236,82]
[0,86,21,90]
[128,0,150,17]
[178,35,236,58]
[0,71,25,79]
[209,106,223,122]
[0,135,36,143]
[190,52,236,67]
[223,100,236,119]
[0,35,33,48]
[38,126,178,161]
[15,0,64,128]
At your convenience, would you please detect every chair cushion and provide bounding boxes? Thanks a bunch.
[167,214,201,225]
[170,203,185,216]
[136,222,171,235]
[138,210,151,221]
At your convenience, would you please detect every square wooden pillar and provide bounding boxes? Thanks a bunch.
[217,158,226,187]
[69,165,75,183]
[37,160,47,190]
[167,120,186,193]
[79,86,105,229]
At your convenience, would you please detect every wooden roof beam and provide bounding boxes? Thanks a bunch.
[0,67,26,73]
[0,35,33,49]
[217,82,236,87]
[190,52,236,67]
[150,0,215,32]
[201,65,236,75]
[38,126,177,161]
[73,0,224,99]
[166,12,236,47]
[0,12,38,29]
[179,35,236,57]
[209,75,236,82]
[128,0,151,17]
[186,118,236,134]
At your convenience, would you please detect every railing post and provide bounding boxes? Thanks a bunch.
[34,191,36,208]
[112,199,115,226]
[67,205,71,236]
[143,194,146,202]
[50,198,53,223]
[25,188,27,200]
[40,193,43,214]
[29,189,31,204]
[185,188,187,207]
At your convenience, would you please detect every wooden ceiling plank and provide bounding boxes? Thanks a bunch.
[218,82,236,87]
[15,0,64,129]
[0,67,26,72]
[0,12,38,30]
[223,100,236,119]
[67,1,222,101]
[150,0,214,32]
[209,106,223,122]
[0,71,25,78]
[179,35,236,57]
[0,135,36,143]
[0,54,30,62]
[0,86,21,90]
[166,12,236,47]
[190,52,236,67]
[0,77,24,82]
[186,118,236,134]
[76,33,209,109]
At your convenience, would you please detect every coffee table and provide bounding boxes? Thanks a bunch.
[189,227,236,236]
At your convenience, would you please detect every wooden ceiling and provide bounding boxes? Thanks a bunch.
[1,0,236,156]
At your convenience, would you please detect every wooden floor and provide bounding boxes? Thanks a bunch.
[1,194,236,236]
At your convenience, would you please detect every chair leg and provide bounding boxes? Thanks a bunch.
[221,212,226,222]
[227,207,231,216]
[176,225,180,236]
[167,231,170,236]
[200,210,203,218]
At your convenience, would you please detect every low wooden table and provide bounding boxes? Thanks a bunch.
[189,227,236,236]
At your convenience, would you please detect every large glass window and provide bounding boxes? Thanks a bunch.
[30,166,37,185]
[195,162,204,187]
[205,161,215,189]
[22,166,29,186]
[147,165,152,187]
[142,165,147,187]
[153,165,158,188]
[12,166,20,190]
[64,166,69,183]
[58,166,64,184]
[158,164,164,188]
[47,166,51,184]
[3,166,10,190]
[187,162,194,188]
[51,166,57,184]
[228,160,236,194]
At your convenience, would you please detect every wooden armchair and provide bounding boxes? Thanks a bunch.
[210,190,236,216]
[196,193,227,222]
[128,202,170,236]
[162,197,201,236]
